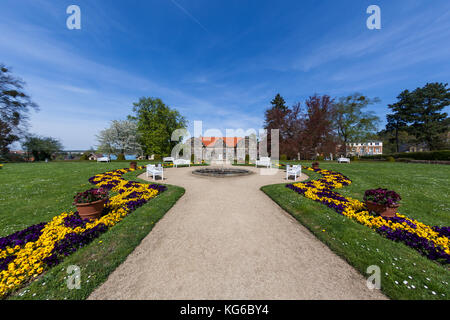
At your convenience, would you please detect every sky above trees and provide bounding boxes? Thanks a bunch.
[1,0,449,149]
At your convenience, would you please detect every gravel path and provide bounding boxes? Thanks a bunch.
[89,165,386,300]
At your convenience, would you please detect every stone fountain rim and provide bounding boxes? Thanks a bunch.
[192,167,254,178]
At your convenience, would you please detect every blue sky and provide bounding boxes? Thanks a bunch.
[1,0,449,150]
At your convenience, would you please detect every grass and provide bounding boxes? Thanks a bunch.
[0,161,186,237]
[0,162,184,300]
[261,161,450,300]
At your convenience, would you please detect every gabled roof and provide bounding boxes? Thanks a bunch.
[201,137,243,148]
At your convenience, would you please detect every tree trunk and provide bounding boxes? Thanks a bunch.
[395,127,399,153]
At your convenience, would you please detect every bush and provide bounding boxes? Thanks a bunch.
[245,154,250,164]
[316,155,324,161]
[351,156,359,162]
[190,153,195,163]
[387,156,395,162]
[80,151,90,161]
[153,154,162,161]
[280,154,288,161]
[117,153,126,161]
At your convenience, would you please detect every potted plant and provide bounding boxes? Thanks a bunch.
[312,161,320,170]
[364,188,401,218]
[73,188,109,221]
[130,161,137,170]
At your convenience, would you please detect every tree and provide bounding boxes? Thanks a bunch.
[96,120,142,157]
[406,83,449,150]
[130,97,187,157]
[386,90,412,152]
[333,93,380,155]
[264,94,303,159]
[0,64,39,155]
[301,95,338,158]
[270,93,288,112]
[22,135,63,161]
[0,120,18,155]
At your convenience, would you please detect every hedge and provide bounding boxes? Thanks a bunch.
[361,150,450,161]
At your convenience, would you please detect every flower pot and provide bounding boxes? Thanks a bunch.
[312,162,320,170]
[75,199,107,221]
[365,201,399,218]
[130,161,137,170]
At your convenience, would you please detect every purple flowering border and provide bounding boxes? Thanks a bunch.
[0,167,167,271]
[286,167,450,264]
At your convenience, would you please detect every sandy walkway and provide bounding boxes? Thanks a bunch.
[89,165,386,300]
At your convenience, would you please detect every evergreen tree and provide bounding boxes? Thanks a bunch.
[386,83,449,150]
[270,93,288,112]
[386,90,411,152]
[408,83,449,150]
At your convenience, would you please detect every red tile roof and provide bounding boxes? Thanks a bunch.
[201,137,243,148]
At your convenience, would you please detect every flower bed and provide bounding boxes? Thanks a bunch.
[0,166,166,298]
[286,167,450,264]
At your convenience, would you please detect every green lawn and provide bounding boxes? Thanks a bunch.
[0,162,185,299]
[262,161,450,300]
[0,161,145,237]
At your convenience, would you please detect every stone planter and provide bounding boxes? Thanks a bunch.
[365,201,399,218]
[75,199,107,221]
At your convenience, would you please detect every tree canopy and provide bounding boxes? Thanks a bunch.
[22,135,63,161]
[129,97,187,157]
[385,83,449,151]
[0,64,39,155]
[333,93,380,153]
[96,120,141,157]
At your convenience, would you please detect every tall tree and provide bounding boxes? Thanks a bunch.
[301,95,337,158]
[407,83,449,150]
[386,89,412,152]
[0,64,39,155]
[96,120,142,157]
[270,93,288,112]
[22,135,63,161]
[264,94,302,159]
[130,97,187,157]
[333,93,380,155]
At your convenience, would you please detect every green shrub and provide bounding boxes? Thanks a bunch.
[245,154,250,164]
[351,156,359,162]
[316,155,324,161]
[387,156,395,162]
[80,151,90,161]
[153,154,162,161]
[280,154,288,161]
[190,153,195,163]
[117,153,126,161]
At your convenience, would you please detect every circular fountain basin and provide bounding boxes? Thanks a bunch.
[192,167,253,178]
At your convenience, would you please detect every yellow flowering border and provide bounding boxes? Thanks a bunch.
[0,166,163,298]
[287,167,449,263]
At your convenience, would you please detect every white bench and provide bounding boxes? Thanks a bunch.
[337,157,351,163]
[286,165,302,180]
[146,164,164,180]
[163,157,174,162]
[97,156,110,162]
[173,159,191,168]
[255,157,271,168]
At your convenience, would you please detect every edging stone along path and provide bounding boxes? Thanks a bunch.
[89,165,386,300]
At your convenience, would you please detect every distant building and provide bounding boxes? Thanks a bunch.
[347,141,383,156]
[399,143,428,153]
[186,136,255,162]
[88,153,104,161]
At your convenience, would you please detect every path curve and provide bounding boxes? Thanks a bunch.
[89,165,386,300]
